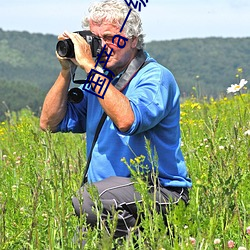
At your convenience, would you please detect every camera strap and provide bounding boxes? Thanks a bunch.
[81,50,150,186]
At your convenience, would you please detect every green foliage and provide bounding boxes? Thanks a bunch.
[1,29,250,120]
[145,37,250,98]
[0,93,249,249]
[0,79,46,121]
[0,28,60,88]
[0,109,85,249]
[180,94,250,249]
[0,29,61,121]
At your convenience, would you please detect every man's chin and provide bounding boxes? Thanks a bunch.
[99,59,111,68]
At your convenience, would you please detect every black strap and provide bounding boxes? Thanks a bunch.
[81,50,150,186]
[81,112,107,186]
[115,50,147,91]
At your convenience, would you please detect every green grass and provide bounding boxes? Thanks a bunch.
[0,93,249,249]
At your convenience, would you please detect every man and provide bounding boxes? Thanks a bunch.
[40,0,192,242]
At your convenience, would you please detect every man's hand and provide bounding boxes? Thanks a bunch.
[56,33,78,72]
[62,31,96,73]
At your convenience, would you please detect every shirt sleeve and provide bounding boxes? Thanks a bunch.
[56,88,88,133]
[119,63,180,135]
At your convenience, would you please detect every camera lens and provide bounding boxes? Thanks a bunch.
[68,88,84,103]
[56,39,74,58]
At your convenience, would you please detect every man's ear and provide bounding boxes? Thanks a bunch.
[131,36,139,49]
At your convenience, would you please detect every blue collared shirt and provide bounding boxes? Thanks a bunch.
[57,53,192,188]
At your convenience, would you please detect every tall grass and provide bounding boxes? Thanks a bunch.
[0,93,249,249]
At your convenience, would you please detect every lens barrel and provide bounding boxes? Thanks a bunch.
[68,88,84,103]
[56,39,75,58]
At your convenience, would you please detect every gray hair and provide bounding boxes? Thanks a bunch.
[82,0,145,49]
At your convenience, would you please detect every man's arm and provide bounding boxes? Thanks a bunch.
[64,31,135,132]
[40,68,71,132]
[97,82,134,132]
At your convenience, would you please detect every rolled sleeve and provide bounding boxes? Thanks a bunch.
[57,102,86,133]
[118,65,177,136]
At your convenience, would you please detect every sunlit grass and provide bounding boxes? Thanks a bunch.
[0,93,249,249]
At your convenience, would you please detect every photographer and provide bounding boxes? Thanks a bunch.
[40,0,192,243]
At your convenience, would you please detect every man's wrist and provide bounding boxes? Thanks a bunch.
[87,66,104,78]
[60,68,71,78]
[87,66,104,74]
[95,66,104,73]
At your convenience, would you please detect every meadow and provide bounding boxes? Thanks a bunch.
[0,90,249,249]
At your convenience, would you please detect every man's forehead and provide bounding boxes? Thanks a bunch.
[89,19,121,33]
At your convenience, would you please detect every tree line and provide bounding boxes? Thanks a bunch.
[0,28,249,120]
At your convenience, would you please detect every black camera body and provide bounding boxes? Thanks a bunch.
[56,30,102,58]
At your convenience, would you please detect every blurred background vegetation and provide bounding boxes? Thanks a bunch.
[0,28,249,121]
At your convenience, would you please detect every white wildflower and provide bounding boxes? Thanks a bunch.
[244,130,250,136]
[214,238,221,244]
[238,247,246,250]
[227,79,248,93]
[20,207,25,214]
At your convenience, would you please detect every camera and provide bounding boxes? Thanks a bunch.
[56,30,102,58]
[68,87,84,103]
